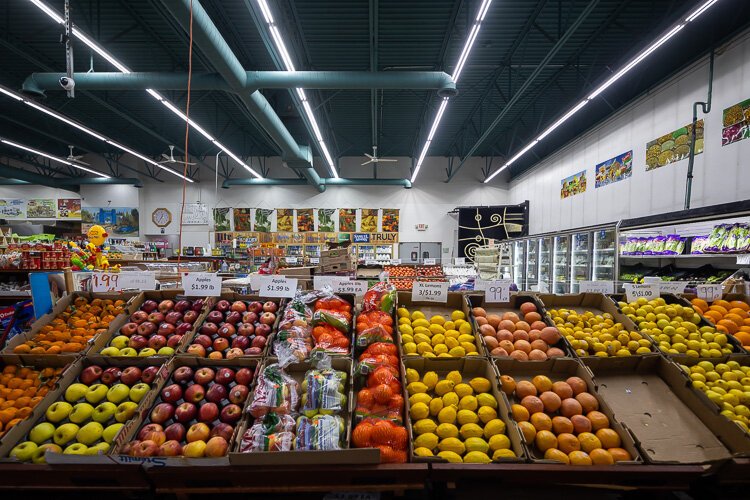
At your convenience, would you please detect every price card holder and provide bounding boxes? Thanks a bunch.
[182,272,222,296]
[473,279,487,291]
[390,259,401,266]
[737,255,750,265]
[624,283,659,303]
[92,273,121,292]
[257,276,298,298]
[330,279,368,297]
[423,258,436,265]
[658,281,688,294]
[454,257,466,265]
[411,281,448,303]
[365,260,378,266]
[578,281,614,294]
[484,280,511,303]
[286,256,298,265]
[696,284,723,302]
[643,276,661,284]
[310,257,320,264]
[313,276,332,289]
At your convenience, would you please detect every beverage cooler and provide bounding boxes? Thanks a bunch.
[593,228,616,281]
[512,240,525,289]
[525,239,539,290]
[539,237,552,291]
[570,232,591,293]
[552,235,570,293]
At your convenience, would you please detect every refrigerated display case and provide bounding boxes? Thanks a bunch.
[593,228,616,281]
[539,237,552,291]
[553,235,570,293]
[525,239,539,291]
[570,232,591,293]
[512,240,525,289]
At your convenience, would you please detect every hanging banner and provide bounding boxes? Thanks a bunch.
[339,209,356,232]
[0,199,25,219]
[213,208,231,231]
[26,199,56,218]
[276,209,293,232]
[646,120,703,170]
[722,98,750,146]
[360,209,379,232]
[560,171,587,199]
[181,203,209,225]
[318,209,336,232]
[382,208,399,232]
[56,198,81,219]
[82,207,140,236]
[233,208,252,231]
[595,151,632,188]
[254,209,273,232]
[297,208,314,232]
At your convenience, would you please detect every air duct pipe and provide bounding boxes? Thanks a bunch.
[222,178,412,189]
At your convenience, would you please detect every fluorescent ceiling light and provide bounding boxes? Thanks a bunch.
[484,0,719,184]
[411,1,493,183]
[26,0,261,179]
[256,0,339,178]
[1,138,110,178]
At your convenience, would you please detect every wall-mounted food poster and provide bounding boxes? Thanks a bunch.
[645,119,703,170]
[339,209,356,232]
[0,199,25,219]
[360,209,379,232]
[560,171,587,199]
[233,208,252,231]
[213,208,232,231]
[26,199,56,218]
[382,209,399,232]
[56,198,81,219]
[297,209,314,232]
[722,98,750,146]
[318,209,336,232]
[255,209,273,233]
[595,151,632,188]
[276,209,293,232]
[82,207,139,236]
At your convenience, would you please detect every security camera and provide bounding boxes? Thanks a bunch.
[59,77,75,91]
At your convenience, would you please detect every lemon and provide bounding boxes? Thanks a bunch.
[445,329,460,339]
[399,324,414,336]
[469,377,491,393]
[483,419,506,439]
[444,321,456,330]
[407,382,428,395]
[431,334,446,346]
[403,342,417,354]
[410,402,430,420]
[457,409,479,425]
[436,423,459,439]
[414,447,434,457]
[445,337,459,349]
[414,333,431,345]
[458,322,473,336]
[438,406,457,424]
[435,380,455,396]
[459,395,478,411]
[413,419,438,435]
[478,406,498,424]
[442,392,459,407]
[476,393,498,408]
[454,383,473,398]
[465,437,490,454]
[438,437,465,455]
[417,342,434,355]
[422,371,438,390]
[463,451,492,463]
[429,324,446,336]
[449,346,466,357]
[492,449,516,460]
[459,423,484,439]
[434,344,449,355]
[409,393,432,406]
[429,397,444,416]
[438,451,463,463]
[411,311,425,321]
[398,317,412,325]
[414,432,438,450]
[430,315,446,325]
[413,326,431,336]
[489,434,511,451]
[405,368,420,384]
[451,310,466,321]
[402,334,414,344]
[412,319,430,328]
[397,307,409,318]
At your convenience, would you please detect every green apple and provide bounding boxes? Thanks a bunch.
[29,422,56,444]
[31,443,62,464]
[85,442,110,455]
[119,347,137,357]
[68,402,95,424]
[76,421,104,445]
[138,348,157,357]
[63,443,88,455]
[110,335,129,350]
[114,401,138,423]
[100,346,121,356]
[106,384,130,404]
[53,423,80,446]
[92,402,117,423]
[9,441,38,462]
[102,423,124,443]
[45,401,73,423]
[157,347,175,356]
[85,384,108,404]
[129,383,150,403]
[64,383,89,403]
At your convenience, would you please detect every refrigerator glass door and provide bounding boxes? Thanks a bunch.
[593,229,616,281]
[525,239,538,290]
[512,241,525,289]
[570,232,591,293]
[553,235,570,293]
[539,237,551,291]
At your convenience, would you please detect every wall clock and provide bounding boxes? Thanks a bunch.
[152,207,172,228]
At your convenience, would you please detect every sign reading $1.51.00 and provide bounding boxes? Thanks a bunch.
[624,283,658,303]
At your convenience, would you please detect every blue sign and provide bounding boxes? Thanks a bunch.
[352,233,370,243]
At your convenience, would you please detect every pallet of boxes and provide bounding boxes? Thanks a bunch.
[318,247,356,274]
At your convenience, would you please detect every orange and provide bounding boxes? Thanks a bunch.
[608,447,632,462]
[709,305,728,315]
[595,428,621,448]
[557,433,581,454]
[552,416,574,434]
[518,421,537,443]
[568,450,592,465]
[729,308,749,319]
[390,426,408,450]
[730,301,750,311]
[590,448,615,465]
[578,432,602,453]
[725,313,745,325]
[714,299,732,310]
[369,420,395,446]
[15,407,31,419]
[587,411,610,431]
[704,311,722,323]
[734,332,750,346]
[691,298,709,313]
[535,430,558,452]
[530,412,553,432]
[544,448,570,464]
[718,320,739,335]
[511,404,530,422]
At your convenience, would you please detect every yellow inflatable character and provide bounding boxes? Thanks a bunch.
[86,225,119,271]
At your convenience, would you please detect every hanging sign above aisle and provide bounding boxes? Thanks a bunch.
[578,281,614,294]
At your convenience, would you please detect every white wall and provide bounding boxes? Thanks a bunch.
[509,31,750,235]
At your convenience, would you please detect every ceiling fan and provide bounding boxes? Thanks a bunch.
[361,146,397,166]
[158,145,196,165]
[66,145,90,165]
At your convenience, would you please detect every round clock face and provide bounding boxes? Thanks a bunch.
[152,208,172,227]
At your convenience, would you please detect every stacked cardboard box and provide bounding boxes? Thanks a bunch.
[319,248,355,274]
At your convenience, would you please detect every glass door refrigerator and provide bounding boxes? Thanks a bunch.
[538,237,552,292]
[512,240,526,290]
[570,232,591,293]
[525,239,539,290]
[593,228,617,281]
[553,234,571,293]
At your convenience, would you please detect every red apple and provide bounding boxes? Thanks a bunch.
[220,404,242,424]
[141,300,159,313]
[158,323,176,336]
[183,310,199,324]
[224,311,241,325]
[161,383,183,403]
[130,310,148,324]
[138,423,164,440]
[150,403,175,424]
[237,323,254,337]
[122,441,139,455]
[210,423,234,442]
[132,440,160,457]
[184,384,205,403]
[120,366,142,386]
[129,335,149,350]
[226,348,244,359]
[164,422,186,442]
[263,301,278,313]
[212,338,229,352]
[148,335,167,350]
[147,312,165,324]
[217,324,236,339]
[120,322,138,336]
[137,322,156,336]
[260,312,276,325]
[215,368,235,386]
[208,351,224,360]
[79,366,103,385]
[174,300,191,313]
[229,384,249,404]
[215,300,230,313]
[242,312,258,324]
[186,422,210,443]
[158,300,175,313]
[248,301,263,314]
[192,299,205,312]
[251,336,266,349]
[186,344,206,357]
[159,440,182,456]
[194,368,215,385]
[193,335,212,349]
[231,336,250,350]
[255,324,271,337]
[245,347,262,356]
[230,301,247,313]
[206,311,224,324]
[167,334,183,348]
[100,367,122,386]
[205,384,227,404]
[198,402,219,423]
[142,366,160,384]
[140,429,166,447]
[235,368,253,386]
[205,436,228,457]
[176,323,193,335]
[165,311,183,325]
[173,366,194,384]
[174,402,197,423]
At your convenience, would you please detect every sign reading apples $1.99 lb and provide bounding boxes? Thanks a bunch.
[182,272,222,296]
[256,276,298,298]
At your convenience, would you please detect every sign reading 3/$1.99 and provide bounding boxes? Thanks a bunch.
[411,281,448,303]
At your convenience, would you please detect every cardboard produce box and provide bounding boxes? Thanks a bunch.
[403,357,525,463]
[231,357,379,465]
[494,357,642,465]
[396,291,483,360]
[320,261,355,274]
[320,248,351,260]
[466,293,576,360]
[583,355,747,464]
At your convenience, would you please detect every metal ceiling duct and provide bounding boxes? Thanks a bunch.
[222,177,412,189]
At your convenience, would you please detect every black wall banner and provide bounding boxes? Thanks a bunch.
[458,202,529,261]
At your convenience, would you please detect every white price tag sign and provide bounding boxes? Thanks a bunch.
[365,260,378,266]
[181,272,222,296]
[578,280,614,294]
[624,283,659,303]
[473,279,487,291]
[423,258,436,265]
[454,257,466,265]
[484,280,511,303]
[313,276,333,289]
[257,276,298,298]
[658,281,688,294]
[737,255,750,265]
[390,259,401,265]
[91,272,121,292]
[696,284,723,302]
[330,278,368,297]
[411,281,448,303]
[643,276,662,284]
[286,256,298,264]
[310,257,320,264]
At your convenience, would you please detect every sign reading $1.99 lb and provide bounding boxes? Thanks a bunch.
[182,272,222,296]
[257,276,298,298]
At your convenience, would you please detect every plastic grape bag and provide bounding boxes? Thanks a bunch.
[239,412,296,452]
[362,281,397,313]
[248,363,300,418]
[295,414,344,451]
[300,353,348,416]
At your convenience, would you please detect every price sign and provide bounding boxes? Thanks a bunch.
[624,283,658,303]
[286,256,298,265]
[473,279,487,291]
[696,284,723,302]
[330,279,368,297]
[313,276,333,289]
[390,259,401,266]
[310,257,320,264]
[658,281,688,294]
[257,276,298,298]
[365,260,378,266]
[182,272,222,296]
[411,281,448,303]
[454,257,466,265]
[484,280,511,303]
[737,254,750,265]
[643,276,662,284]
[578,281,614,294]
[423,258,436,265]
[92,273,120,292]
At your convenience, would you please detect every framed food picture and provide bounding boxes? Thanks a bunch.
[645,120,703,170]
